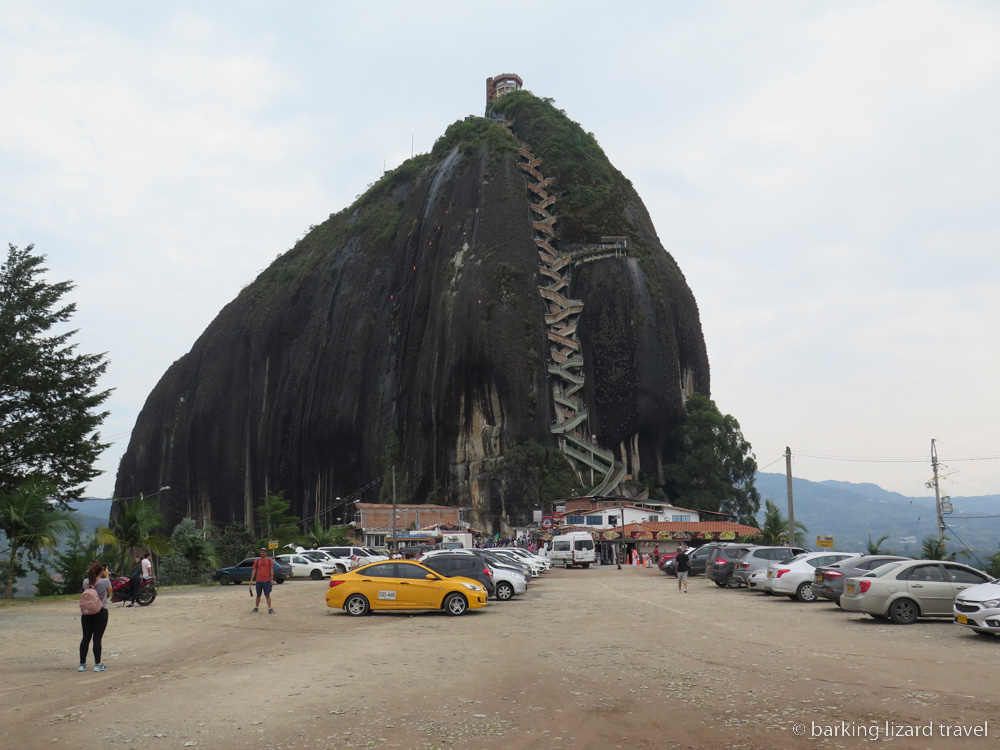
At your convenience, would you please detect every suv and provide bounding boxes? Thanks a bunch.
[733,546,810,586]
[419,554,496,599]
[661,545,712,577]
[420,551,527,601]
[706,543,758,588]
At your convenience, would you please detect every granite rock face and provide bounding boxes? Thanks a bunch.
[115,93,709,534]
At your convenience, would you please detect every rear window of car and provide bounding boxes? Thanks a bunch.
[869,562,904,577]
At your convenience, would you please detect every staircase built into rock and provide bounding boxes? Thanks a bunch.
[504,122,628,496]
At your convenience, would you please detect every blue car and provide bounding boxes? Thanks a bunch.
[213,557,291,585]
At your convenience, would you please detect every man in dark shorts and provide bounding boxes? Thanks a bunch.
[675,545,690,593]
[249,548,275,614]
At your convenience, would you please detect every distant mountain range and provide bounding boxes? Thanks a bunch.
[755,472,1000,563]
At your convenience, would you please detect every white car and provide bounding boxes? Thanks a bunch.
[953,580,1000,635]
[318,546,388,570]
[293,548,352,574]
[747,569,769,592]
[274,554,339,580]
[492,547,550,572]
[766,552,860,602]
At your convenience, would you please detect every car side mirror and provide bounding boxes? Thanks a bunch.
[426,574,436,580]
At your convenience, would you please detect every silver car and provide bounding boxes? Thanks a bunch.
[842,559,992,624]
[733,546,809,585]
[954,580,1000,636]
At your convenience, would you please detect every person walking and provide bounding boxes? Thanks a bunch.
[675,546,690,593]
[127,555,142,607]
[79,562,112,671]
[249,548,275,614]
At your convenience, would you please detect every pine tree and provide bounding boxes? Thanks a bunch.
[0,244,111,502]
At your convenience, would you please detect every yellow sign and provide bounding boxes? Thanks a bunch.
[268,541,279,550]
[816,535,834,548]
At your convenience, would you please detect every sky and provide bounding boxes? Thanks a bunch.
[2,1,999,502]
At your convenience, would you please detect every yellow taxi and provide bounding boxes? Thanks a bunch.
[325,559,488,616]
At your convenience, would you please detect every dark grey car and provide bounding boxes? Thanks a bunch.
[661,545,712,577]
[707,543,758,588]
[814,555,911,605]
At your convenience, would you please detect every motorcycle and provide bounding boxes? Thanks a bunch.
[110,575,158,606]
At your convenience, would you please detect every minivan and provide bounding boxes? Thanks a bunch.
[548,532,596,568]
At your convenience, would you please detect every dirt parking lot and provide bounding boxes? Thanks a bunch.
[1,564,997,750]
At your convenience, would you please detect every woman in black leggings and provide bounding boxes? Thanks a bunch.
[79,562,112,672]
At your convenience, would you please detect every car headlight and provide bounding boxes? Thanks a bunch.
[460,582,482,592]
[981,599,1000,609]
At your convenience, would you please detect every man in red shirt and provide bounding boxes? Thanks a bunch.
[249,548,275,614]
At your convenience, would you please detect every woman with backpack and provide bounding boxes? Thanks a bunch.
[79,561,112,672]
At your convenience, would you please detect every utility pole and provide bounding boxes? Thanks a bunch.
[931,439,945,544]
[785,447,796,547]
[391,466,397,553]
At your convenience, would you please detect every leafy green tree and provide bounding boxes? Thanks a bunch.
[921,534,957,561]
[866,534,890,555]
[751,498,808,545]
[0,244,111,503]
[212,522,256,567]
[0,477,81,598]
[32,528,101,597]
[663,393,761,523]
[255,491,300,541]
[96,494,172,573]
[158,518,217,585]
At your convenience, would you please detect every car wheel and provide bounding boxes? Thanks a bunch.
[275,578,285,584]
[218,573,231,585]
[725,573,740,589]
[495,581,514,601]
[336,564,347,574]
[344,594,370,616]
[795,582,817,603]
[888,598,919,624]
[714,579,725,588]
[582,563,590,569]
[310,569,323,580]
[443,592,468,616]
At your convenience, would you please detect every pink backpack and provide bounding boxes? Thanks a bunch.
[79,583,102,615]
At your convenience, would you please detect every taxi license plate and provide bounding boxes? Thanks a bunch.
[957,613,968,624]
[846,583,855,594]
[766,570,773,578]
[816,573,824,582]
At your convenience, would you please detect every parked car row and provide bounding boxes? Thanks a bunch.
[698,542,999,635]
[323,546,551,616]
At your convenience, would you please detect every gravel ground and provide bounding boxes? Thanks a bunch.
[1,564,997,749]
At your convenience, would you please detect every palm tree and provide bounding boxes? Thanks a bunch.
[753,499,808,545]
[866,534,890,555]
[0,477,81,598]
[921,534,957,561]
[96,494,172,572]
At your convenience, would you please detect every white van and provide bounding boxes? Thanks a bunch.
[440,532,474,549]
[548,532,596,568]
